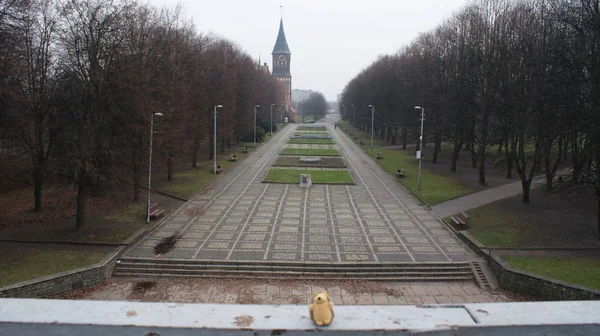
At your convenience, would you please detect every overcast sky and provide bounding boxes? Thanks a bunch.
[147,0,470,100]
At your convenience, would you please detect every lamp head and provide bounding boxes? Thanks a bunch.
[216,105,223,108]
[415,106,421,109]
[154,113,164,117]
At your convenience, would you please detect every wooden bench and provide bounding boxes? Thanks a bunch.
[395,169,405,178]
[450,211,470,229]
[149,203,164,219]
[242,147,249,153]
[376,153,383,159]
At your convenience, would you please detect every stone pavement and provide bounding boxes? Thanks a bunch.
[72,278,516,305]
[121,120,478,263]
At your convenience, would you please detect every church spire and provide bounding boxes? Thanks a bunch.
[272,18,291,55]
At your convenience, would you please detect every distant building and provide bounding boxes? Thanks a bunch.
[272,18,294,120]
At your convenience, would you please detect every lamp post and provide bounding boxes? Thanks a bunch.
[352,104,355,127]
[270,104,274,134]
[254,104,260,144]
[415,106,425,191]
[213,105,223,175]
[281,104,284,125]
[147,112,163,223]
[368,105,375,151]
[342,104,345,121]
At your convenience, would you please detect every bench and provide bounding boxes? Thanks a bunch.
[242,147,249,153]
[450,211,470,229]
[376,153,383,159]
[395,169,405,178]
[229,154,237,162]
[359,140,363,145]
[149,203,165,219]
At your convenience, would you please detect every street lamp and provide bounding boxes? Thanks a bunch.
[281,104,284,125]
[368,105,375,151]
[270,104,274,134]
[254,104,260,144]
[415,106,425,191]
[352,104,355,127]
[147,112,163,223]
[213,105,223,175]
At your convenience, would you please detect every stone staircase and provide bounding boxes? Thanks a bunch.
[113,258,476,281]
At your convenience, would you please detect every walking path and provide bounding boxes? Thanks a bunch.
[121,118,478,262]
[431,169,571,218]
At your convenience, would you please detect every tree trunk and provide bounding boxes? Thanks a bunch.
[380,126,385,140]
[76,182,86,230]
[33,173,43,212]
[133,158,140,202]
[432,135,441,164]
[402,128,407,149]
[167,155,173,181]
[521,176,530,204]
[192,135,199,168]
[226,137,231,149]
[392,127,398,145]
[471,144,478,169]
[220,135,225,153]
[505,140,514,178]
[451,141,463,172]
[478,145,487,185]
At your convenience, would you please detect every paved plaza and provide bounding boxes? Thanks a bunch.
[122,122,478,263]
[71,278,516,305]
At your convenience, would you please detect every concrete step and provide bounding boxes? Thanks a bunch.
[115,261,472,273]
[113,259,476,281]
[113,267,472,277]
[112,272,474,282]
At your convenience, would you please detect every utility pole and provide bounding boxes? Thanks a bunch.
[415,106,425,190]
[254,105,260,144]
[369,105,375,151]
[213,105,222,174]
[147,112,163,223]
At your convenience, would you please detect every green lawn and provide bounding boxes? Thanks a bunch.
[504,256,600,291]
[0,248,106,287]
[288,139,334,144]
[280,148,339,156]
[158,151,249,199]
[297,126,326,130]
[294,131,329,134]
[367,149,473,205]
[263,169,354,184]
[464,204,523,247]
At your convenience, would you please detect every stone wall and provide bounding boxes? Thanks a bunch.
[487,252,600,301]
[0,247,123,298]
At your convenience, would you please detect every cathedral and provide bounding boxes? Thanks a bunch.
[271,18,294,120]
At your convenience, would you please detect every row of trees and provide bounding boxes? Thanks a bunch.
[299,92,327,122]
[340,0,600,236]
[0,0,286,228]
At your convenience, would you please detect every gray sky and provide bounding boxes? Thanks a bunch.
[148,0,470,100]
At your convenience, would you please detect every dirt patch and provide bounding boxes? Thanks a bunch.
[154,234,179,255]
[273,157,346,168]
[133,280,157,293]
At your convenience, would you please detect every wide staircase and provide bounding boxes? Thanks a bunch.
[113,258,486,283]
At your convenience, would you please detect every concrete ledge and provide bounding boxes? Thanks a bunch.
[0,247,124,298]
[0,300,599,335]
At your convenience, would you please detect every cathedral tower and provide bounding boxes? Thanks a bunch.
[272,19,292,106]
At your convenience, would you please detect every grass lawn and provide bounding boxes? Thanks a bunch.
[339,122,388,149]
[288,139,334,144]
[294,131,329,134]
[0,248,106,287]
[159,152,247,199]
[297,126,326,130]
[503,256,600,290]
[367,149,474,205]
[464,204,525,247]
[280,148,339,156]
[263,169,354,184]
